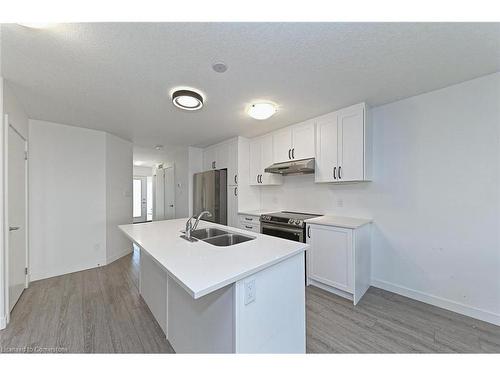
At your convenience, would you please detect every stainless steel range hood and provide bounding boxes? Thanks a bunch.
[264,158,315,176]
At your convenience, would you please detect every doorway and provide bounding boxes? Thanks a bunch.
[5,117,28,313]
[153,166,175,220]
[132,176,148,223]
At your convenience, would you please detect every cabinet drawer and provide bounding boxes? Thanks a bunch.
[239,222,260,233]
[238,214,260,224]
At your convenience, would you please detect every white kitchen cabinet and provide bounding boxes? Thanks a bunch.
[249,135,282,186]
[227,185,239,227]
[315,112,339,183]
[227,140,238,186]
[272,121,315,163]
[203,141,230,172]
[238,214,261,233]
[216,142,229,170]
[306,222,371,305]
[272,127,292,164]
[315,103,371,183]
[203,146,218,171]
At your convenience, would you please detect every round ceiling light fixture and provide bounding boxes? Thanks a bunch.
[171,89,204,111]
[247,102,277,120]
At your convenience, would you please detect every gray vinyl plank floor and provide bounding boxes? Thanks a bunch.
[0,250,174,353]
[306,285,500,353]
[1,250,499,353]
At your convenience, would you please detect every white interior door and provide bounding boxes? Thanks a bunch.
[133,176,147,223]
[7,124,28,311]
[164,166,175,219]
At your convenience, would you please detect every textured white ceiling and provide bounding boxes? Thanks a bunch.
[1,22,499,149]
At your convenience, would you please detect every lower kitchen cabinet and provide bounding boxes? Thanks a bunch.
[238,214,261,233]
[306,222,371,304]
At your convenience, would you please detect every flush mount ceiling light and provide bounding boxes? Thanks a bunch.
[247,102,277,120]
[154,145,164,151]
[171,89,204,111]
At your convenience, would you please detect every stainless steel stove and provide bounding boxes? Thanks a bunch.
[260,211,322,243]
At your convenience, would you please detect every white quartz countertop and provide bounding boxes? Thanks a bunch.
[238,209,278,216]
[304,215,372,229]
[119,219,308,299]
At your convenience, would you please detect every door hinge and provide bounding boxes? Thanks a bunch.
[24,151,28,160]
[25,267,28,275]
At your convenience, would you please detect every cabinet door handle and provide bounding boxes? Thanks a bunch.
[259,174,262,183]
[245,217,252,221]
[234,187,238,196]
[234,175,238,184]
[307,226,311,238]
[288,149,291,160]
[292,148,295,159]
[338,166,342,179]
[257,175,259,184]
[333,166,337,180]
[245,225,253,229]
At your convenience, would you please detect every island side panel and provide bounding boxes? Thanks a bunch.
[353,224,371,305]
[167,276,235,353]
[139,248,168,335]
[234,252,306,353]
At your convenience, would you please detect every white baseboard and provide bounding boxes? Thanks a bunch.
[371,278,500,327]
[308,278,353,301]
[0,315,6,330]
[106,248,133,265]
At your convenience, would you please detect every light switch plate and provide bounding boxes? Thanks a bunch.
[244,279,256,305]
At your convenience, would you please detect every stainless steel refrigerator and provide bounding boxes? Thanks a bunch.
[192,169,227,225]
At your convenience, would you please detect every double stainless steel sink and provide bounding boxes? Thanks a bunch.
[185,227,255,247]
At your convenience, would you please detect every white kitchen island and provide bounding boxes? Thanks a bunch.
[119,218,308,353]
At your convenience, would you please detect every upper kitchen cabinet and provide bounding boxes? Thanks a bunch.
[249,134,283,186]
[203,146,218,171]
[315,103,372,183]
[272,121,315,163]
[227,140,238,185]
[202,141,231,173]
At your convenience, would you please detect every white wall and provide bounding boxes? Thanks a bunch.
[133,165,153,177]
[260,73,500,324]
[105,133,133,264]
[163,147,190,218]
[3,83,28,139]
[29,120,107,280]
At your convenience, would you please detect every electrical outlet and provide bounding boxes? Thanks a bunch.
[244,279,256,305]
